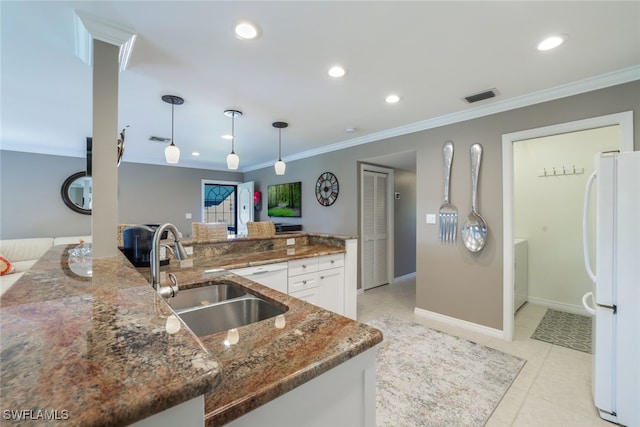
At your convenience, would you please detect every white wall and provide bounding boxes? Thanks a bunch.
[514,125,619,311]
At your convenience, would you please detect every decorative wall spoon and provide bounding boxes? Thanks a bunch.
[461,143,487,252]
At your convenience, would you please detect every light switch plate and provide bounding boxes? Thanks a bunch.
[426,214,436,224]
[185,213,192,219]
[287,248,296,255]
[286,238,295,245]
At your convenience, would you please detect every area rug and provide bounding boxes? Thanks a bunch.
[366,315,526,427]
[531,309,592,353]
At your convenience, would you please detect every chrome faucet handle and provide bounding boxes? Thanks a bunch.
[158,273,179,299]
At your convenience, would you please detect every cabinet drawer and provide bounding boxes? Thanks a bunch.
[288,258,319,276]
[318,253,344,271]
[288,271,318,294]
[289,287,318,305]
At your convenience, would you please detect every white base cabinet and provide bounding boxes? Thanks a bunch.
[288,254,345,314]
[317,257,345,314]
[229,262,288,294]
[226,347,378,427]
[132,395,204,427]
[230,241,358,319]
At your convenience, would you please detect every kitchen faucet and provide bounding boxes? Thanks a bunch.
[150,223,188,298]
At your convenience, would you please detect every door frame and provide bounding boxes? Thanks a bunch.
[359,163,395,291]
[501,111,634,341]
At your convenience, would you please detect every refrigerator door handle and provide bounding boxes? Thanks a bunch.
[582,170,597,283]
[582,291,596,316]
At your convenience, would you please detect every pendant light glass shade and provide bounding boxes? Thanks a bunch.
[227,152,239,169]
[274,159,286,175]
[162,95,184,164]
[224,109,242,170]
[273,121,288,175]
[165,143,180,164]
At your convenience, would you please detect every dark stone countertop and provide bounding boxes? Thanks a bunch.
[0,237,381,426]
[0,247,220,426]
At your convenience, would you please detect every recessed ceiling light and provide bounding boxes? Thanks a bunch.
[385,94,400,104]
[328,66,346,78]
[344,127,357,133]
[192,152,200,156]
[537,34,568,51]
[234,21,261,40]
[221,134,233,140]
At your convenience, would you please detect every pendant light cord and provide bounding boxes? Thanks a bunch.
[278,129,282,161]
[170,103,175,146]
[231,114,235,154]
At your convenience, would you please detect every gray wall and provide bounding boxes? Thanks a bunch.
[393,169,417,278]
[0,152,242,239]
[2,81,638,330]
[246,81,640,330]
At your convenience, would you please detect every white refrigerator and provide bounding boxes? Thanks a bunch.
[582,150,640,426]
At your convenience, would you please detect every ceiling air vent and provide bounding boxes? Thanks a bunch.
[463,88,498,104]
[149,136,171,142]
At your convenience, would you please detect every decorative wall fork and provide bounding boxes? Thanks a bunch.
[439,140,458,242]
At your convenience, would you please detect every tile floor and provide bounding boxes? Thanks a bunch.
[357,277,612,427]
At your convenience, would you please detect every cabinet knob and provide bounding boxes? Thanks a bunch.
[320,276,325,280]
[302,280,307,284]
[330,260,335,264]
[302,264,306,269]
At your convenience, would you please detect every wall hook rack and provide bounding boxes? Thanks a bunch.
[538,165,584,178]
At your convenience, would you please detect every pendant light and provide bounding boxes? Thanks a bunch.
[273,121,288,175]
[224,109,242,170]
[162,95,184,164]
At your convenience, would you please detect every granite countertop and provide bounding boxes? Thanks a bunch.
[163,268,382,426]
[0,238,382,426]
[0,246,220,426]
[158,243,347,280]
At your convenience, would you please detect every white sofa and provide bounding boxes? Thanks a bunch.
[0,236,92,296]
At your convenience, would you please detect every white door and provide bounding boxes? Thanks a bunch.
[361,169,390,290]
[237,181,254,236]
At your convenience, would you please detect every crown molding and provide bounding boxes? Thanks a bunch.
[74,10,137,72]
[243,66,640,172]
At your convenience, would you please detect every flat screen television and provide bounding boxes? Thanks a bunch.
[267,181,302,217]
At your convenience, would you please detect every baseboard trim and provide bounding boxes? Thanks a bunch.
[526,297,589,316]
[393,272,416,283]
[357,288,364,295]
[414,307,504,339]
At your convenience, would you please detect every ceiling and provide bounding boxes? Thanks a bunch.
[2,1,639,172]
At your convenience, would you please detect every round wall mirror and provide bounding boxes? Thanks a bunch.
[61,172,92,215]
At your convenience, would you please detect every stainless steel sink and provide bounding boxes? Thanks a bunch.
[176,296,287,337]
[169,281,247,311]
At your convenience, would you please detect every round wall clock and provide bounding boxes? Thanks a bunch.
[315,171,339,206]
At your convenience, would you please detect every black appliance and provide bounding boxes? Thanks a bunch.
[122,225,169,267]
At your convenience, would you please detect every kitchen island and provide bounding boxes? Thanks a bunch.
[0,233,382,426]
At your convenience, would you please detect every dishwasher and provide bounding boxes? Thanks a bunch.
[230,262,288,294]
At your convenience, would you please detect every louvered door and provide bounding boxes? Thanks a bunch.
[362,170,389,290]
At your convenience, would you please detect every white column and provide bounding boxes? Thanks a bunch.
[91,40,119,257]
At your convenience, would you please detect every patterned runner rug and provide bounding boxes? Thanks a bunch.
[531,308,592,353]
[366,315,526,427]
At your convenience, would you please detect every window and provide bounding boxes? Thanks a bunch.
[203,181,238,234]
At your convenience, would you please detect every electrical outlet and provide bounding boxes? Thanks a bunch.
[185,213,192,219]
[287,248,296,255]
[184,246,193,255]
[286,238,295,245]
[426,214,436,224]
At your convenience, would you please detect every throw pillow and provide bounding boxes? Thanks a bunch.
[0,255,14,275]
